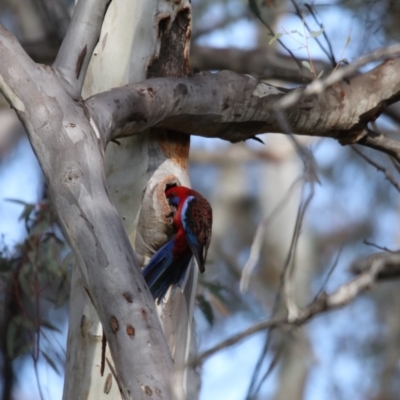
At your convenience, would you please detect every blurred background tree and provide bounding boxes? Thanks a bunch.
[1,0,400,399]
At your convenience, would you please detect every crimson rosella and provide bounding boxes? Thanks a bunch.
[142,186,212,303]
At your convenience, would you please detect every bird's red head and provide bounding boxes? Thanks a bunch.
[165,186,193,208]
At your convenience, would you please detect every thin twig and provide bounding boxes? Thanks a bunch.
[290,0,336,67]
[274,112,317,320]
[304,3,336,66]
[240,175,304,291]
[360,129,400,165]
[33,358,45,400]
[352,146,400,193]
[194,254,391,365]
[390,156,400,175]
[283,183,314,321]
[245,332,271,399]
[248,0,302,70]
[363,239,398,253]
[244,164,314,396]
[246,337,285,400]
[274,108,319,184]
[313,245,344,301]
[194,314,286,366]
[192,12,248,40]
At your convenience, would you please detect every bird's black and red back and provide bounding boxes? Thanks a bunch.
[181,192,212,273]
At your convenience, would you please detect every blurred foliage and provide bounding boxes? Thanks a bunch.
[0,196,70,382]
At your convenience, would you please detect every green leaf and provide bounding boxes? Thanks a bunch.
[54,279,70,308]
[43,232,64,246]
[310,28,324,38]
[42,351,61,375]
[29,220,51,236]
[6,199,35,223]
[6,316,34,358]
[5,199,30,206]
[17,315,36,331]
[61,251,74,270]
[18,263,33,297]
[302,60,312,72]
[0,257,12,272]
[200,280,230,306]
[40,319,62,333]
[197,294,214,326]
[200,280,226,293]
[20,205,35,224]
[6,318,17,358]
[268,32,283,45]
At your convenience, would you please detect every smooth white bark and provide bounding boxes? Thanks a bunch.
[0,19,177,400]
[63,1,197,399]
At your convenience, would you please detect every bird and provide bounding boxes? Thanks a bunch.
[142,186,212,304]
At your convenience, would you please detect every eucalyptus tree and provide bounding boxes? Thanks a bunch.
[1,0,400,399]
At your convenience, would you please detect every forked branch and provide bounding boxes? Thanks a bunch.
[53,0,111,99]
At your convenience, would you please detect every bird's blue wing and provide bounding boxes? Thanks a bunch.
[142,239,175,288]
[142,237,192,303]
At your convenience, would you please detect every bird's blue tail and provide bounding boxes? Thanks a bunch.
[142,238,192,303]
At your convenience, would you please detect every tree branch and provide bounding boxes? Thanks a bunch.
[359,129,400,163]
[190,45,331,83]
[0,22,176,399]
[87,57,400,159]
[19,39,333,83]
[53,0,111,99]
[277,43,400,109]
[0,25,36,102]
[195,252,400,365]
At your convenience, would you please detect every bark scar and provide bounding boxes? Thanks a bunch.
[126,324,135,338]
[76,45,87,79]
[123,291,134,303]
[103,373,112,394]
[110,316,119,333]
[101,331,107,376]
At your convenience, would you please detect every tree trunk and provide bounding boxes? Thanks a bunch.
[63,1,197,399]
